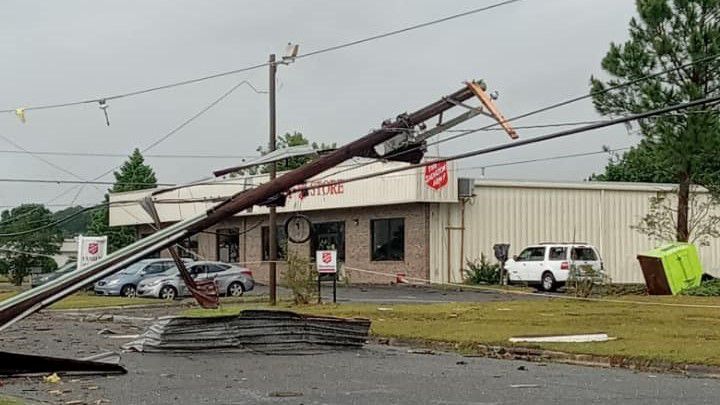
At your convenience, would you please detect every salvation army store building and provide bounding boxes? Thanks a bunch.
[109,159,461,284]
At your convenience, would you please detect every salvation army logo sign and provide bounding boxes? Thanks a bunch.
[88,242,99,255]
[424,161,448,190]
[322,251,332,264]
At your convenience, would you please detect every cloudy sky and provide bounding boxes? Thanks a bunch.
[0,0,638,210]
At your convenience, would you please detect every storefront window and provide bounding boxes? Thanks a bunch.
[261,226,287,261]
[216,228,239,263]
[177,234,199,259]
[371,218,404,261]
[311,221,345,261]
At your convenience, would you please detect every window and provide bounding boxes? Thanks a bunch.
[189,264,206,276]
[371,218,404,261]
[206,264,227,273]
[143,262,170,275]
[261,226,287,261]
[311,222,345,262]
[548,247,567,261]
[572,247,597,261]
[216,228,239,263]
[177,234,199,259]
[517,247,546,262]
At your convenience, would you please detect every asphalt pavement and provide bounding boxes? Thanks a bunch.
[1,287,716,405]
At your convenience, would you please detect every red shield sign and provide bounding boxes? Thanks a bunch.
[424,161,448,190]
[88,242,99,255]
[322,251,332,264]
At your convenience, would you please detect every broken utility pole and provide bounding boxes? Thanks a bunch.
[0,80,516,332]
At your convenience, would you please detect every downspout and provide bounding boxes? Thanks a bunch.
[459,197,467,282]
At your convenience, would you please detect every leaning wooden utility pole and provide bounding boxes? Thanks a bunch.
[268,53,278,305]
[0,80,516,331]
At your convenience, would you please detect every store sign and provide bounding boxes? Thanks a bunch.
[316,250,337,274]
[77,235,108,270]
[424,161,448,190]
[290,179,345,200]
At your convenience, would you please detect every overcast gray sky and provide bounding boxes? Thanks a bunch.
[0,0,638,210]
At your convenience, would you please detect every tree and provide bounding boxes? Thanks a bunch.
[591,141,676,183]
[255,131,336,173]
[87,149,157,252]
[634,190,720,246]
[53,205,91,237]
[590,0,720,242]
[0,204,62,285]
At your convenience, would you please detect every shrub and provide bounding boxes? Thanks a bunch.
[565,265,611,297]
[681,279,720,296]
[282,249,318,305]
[464,254,500,285]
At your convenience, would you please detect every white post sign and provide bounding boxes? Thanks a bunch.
[77,235,108,270]
[316,250,337,274]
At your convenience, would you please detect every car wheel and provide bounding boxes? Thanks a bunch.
[159,286,177,300]
[227,281,244,297]
[120,284,137,298]
[541,272,556,292]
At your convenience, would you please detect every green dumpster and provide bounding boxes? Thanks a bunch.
[636,243,703,295]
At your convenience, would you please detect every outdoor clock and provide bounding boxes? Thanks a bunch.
[285,214,312,243]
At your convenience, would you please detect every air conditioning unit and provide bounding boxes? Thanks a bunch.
[458,178,474,198]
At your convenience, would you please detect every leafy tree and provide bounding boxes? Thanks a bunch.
[633,190,720,246]
[0,204,62,285]
[255,131,336,173]
[591,142,675,183]
[87,149,157,252]
[590,0,720,242]
[53,205,91,237]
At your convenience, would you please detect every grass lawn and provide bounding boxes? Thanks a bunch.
[0,291,163,310]
[184,296,720,366]
[0,396,23,405]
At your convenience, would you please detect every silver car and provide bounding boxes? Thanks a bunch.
[137,261,255,300]
[94,258,188,297]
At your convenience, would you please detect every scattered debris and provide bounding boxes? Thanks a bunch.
[65,400,84,405]
[407,349,435,355]
[510,384,539,388]
[48,389,64,395]
[97,328,117,335]
[456,360,467,365]
[377,307,394,311]
[1,351,126,377]
[509,333,611,343]
[44,373,61,384]
[269,391,303,398]
[123,310,371,354]
[517,366,527,371]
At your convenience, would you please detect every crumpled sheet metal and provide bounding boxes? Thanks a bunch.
[0,351,126,377]
[123,310,371,355]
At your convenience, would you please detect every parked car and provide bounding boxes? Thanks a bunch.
[503,243,604,292]
[94,258,189,297]
[137,261,254,300]
[31,262,77,288]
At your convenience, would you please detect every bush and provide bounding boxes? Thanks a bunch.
[464,254,500,285]
[565,265,611,297]
[282,249,317,304]
[681,279,720,296]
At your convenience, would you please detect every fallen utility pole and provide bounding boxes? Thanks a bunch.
[0,80,514,332]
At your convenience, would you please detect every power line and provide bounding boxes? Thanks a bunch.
[0,178,175,186]
[1,93,714,237]
[0,0,522,114]
[473,147,631,170]
[319,52,720,181]
[0,150,256,159]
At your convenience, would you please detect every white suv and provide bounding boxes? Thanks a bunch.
[504,243,604,292]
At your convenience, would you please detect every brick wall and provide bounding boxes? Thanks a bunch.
[188,203,430,285]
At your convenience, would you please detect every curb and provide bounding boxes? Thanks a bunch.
[371,337,720,379]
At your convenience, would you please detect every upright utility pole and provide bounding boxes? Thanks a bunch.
[268,54,278,306]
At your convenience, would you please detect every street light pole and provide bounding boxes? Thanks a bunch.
[268,54,278,306]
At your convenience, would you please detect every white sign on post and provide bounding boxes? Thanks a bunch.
[316,250,337,274]
[77,235,108,270]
